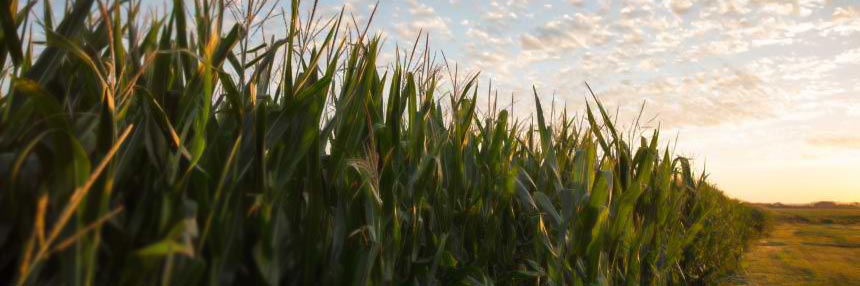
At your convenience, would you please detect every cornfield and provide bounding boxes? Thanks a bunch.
[0,0,765,285]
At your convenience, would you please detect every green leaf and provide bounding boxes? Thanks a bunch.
[136,239,193,257]
[534,191,561,226]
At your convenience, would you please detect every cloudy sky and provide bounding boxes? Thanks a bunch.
[304,0,860,203]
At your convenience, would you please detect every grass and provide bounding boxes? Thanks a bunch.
[1,0,765,285]
[766,207,860,225]
[736,207,860,286]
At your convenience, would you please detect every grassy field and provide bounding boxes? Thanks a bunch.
[736,207,860,286]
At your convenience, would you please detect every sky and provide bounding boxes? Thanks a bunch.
[308,0,860,203]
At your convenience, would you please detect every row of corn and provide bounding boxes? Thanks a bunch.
[0,0,765,285]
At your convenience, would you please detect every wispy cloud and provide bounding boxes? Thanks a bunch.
[393,0,452,40]
[808,137,860,150]
[667,0,693,16]
[520,12,609,52]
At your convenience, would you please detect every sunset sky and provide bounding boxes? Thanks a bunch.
[311,0,860,203]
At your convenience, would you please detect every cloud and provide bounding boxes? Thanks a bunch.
[583,67,781,127]
[817,5,860,36]
[478,0,528,30]
[407,0,436,18]
[808,137,860,149]
[568,0,585,6]
[747,56,839,82]
[393,0,452,39]
[835,47,860,64]
[638,58,664,70]
[338,0,379,18]
[483,9,518,24]
[465,26,511,46]
[519,12,611,52]
[832,6,860,20]
[520,34,543,50]
[667,0,694,16]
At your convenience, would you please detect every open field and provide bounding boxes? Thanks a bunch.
[736,207,860,286]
